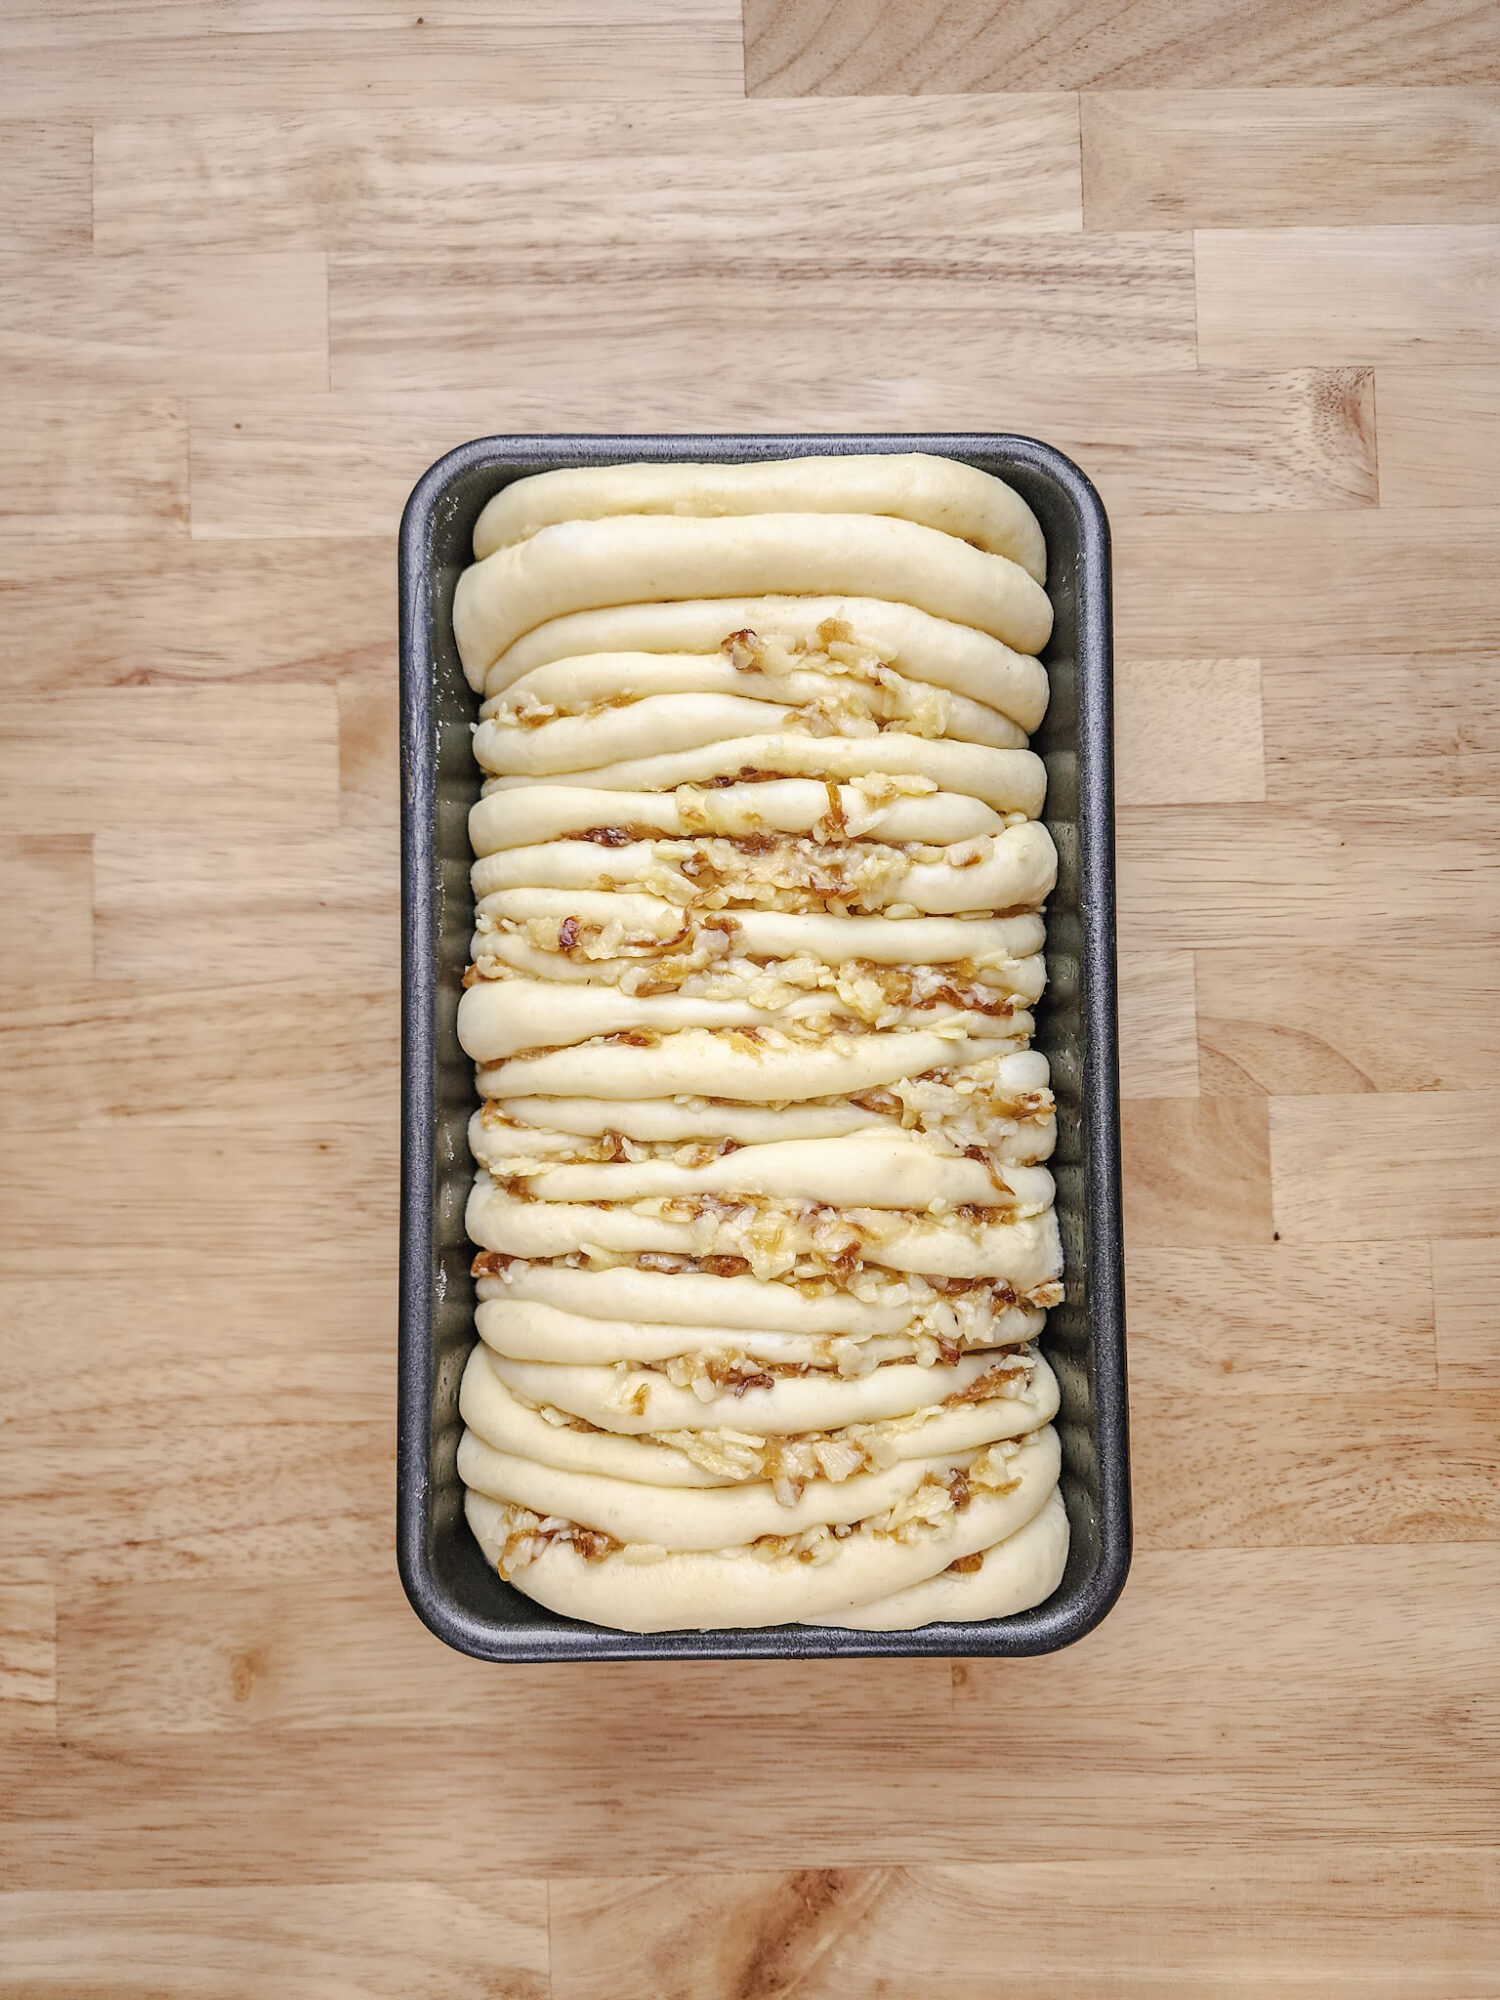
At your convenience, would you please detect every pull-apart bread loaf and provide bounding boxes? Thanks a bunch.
[451,453,1069,1631]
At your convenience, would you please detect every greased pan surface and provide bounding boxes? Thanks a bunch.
[398,434,1129,1661]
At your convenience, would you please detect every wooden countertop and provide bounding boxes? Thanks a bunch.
[2,5,1497,1992]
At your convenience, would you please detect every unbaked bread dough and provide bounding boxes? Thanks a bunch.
[462,1426,1061,1632]
[453,513,1054,679]
[472,453,1048,583]
[477,595,1049,735]
[450,452,1068,1632]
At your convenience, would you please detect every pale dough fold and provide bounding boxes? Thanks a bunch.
[489,1050,1051,1138]
[475,1261,1025,1336]
[473,1028,1029,1106]
[479,596,1049,734]
[813,1485,1069,1630]
[485,656,1028,752]
[467,1115,1053,1213]
[466,937,1041,1012]
[472,453,1048,584]
[485,1348,1040,1435]
[473,1298,1046,1368]
[484,1095,886,1144]
[476,1095,1056,1169]
[471,898,1045,964]
[478,730,1048,818]
[469,780,1006,854]
[466,1179,1064,1286]
[462,1425,1060,1632]
[456,973,1041,1063]
[452,514,1054,679]
[460,1432,975,1548]
[470,821,1057,917]
[460,1345,1057,1485]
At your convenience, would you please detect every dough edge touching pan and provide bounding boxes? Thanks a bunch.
[472,453,1048,585]
[463,1425,1062,1631]
[445,447,1074,1639]
[453,513,1054,680]
[814,1485,1070,1630]
[477,593,1050,732]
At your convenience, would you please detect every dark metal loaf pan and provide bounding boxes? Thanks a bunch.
[398,433,1130,1662]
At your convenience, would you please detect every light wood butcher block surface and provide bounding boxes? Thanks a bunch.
[2,3,1499,1993]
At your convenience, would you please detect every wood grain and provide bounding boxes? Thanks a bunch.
[1119,803,1500,950]
[1197,946,1500,1094]
[1432,1238,1500,1384]
[338,676,400,826]
[0,1416,393,1589]
[93,828,400,982]
[3,1548,1495,1891]
[96,97,1082,253]
[1126,1243,1434,1395]
[0,1583,55,1737]
[2,2,1498,1985]
[0,981,398,1129]
[955,1540,1500,1721]
[0,2,743,116]
[1083,87,1500,228]
[328,238,1199,392]
[56,1580,942,1736]
[0,538,394,689]
[1116,657,1265,804]
[1114,509,1500,656]
[0,1266,397,1587]
[0,688,340,834]
[1116,950,1199,1099]
[0,398,188,544]
[1121,1097,1273,1246]
[0,253,328,392]
[0,120,90,250]
[549,1848,1500,1999]
[0,1884,550,2000]
[1375,365,1500,507]
[0,1271,395,1433]
[744,0,1500,90]
[188,368,1377,539]
[0,836,92,987]
[0,1125,396,1279]
[1261,651,1500,802]
[1272,1092,1500,1240]
[1196,224,1500,366]
[1132,1391,1500,1547]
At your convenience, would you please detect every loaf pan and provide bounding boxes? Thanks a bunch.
[398,433,1130,1661]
